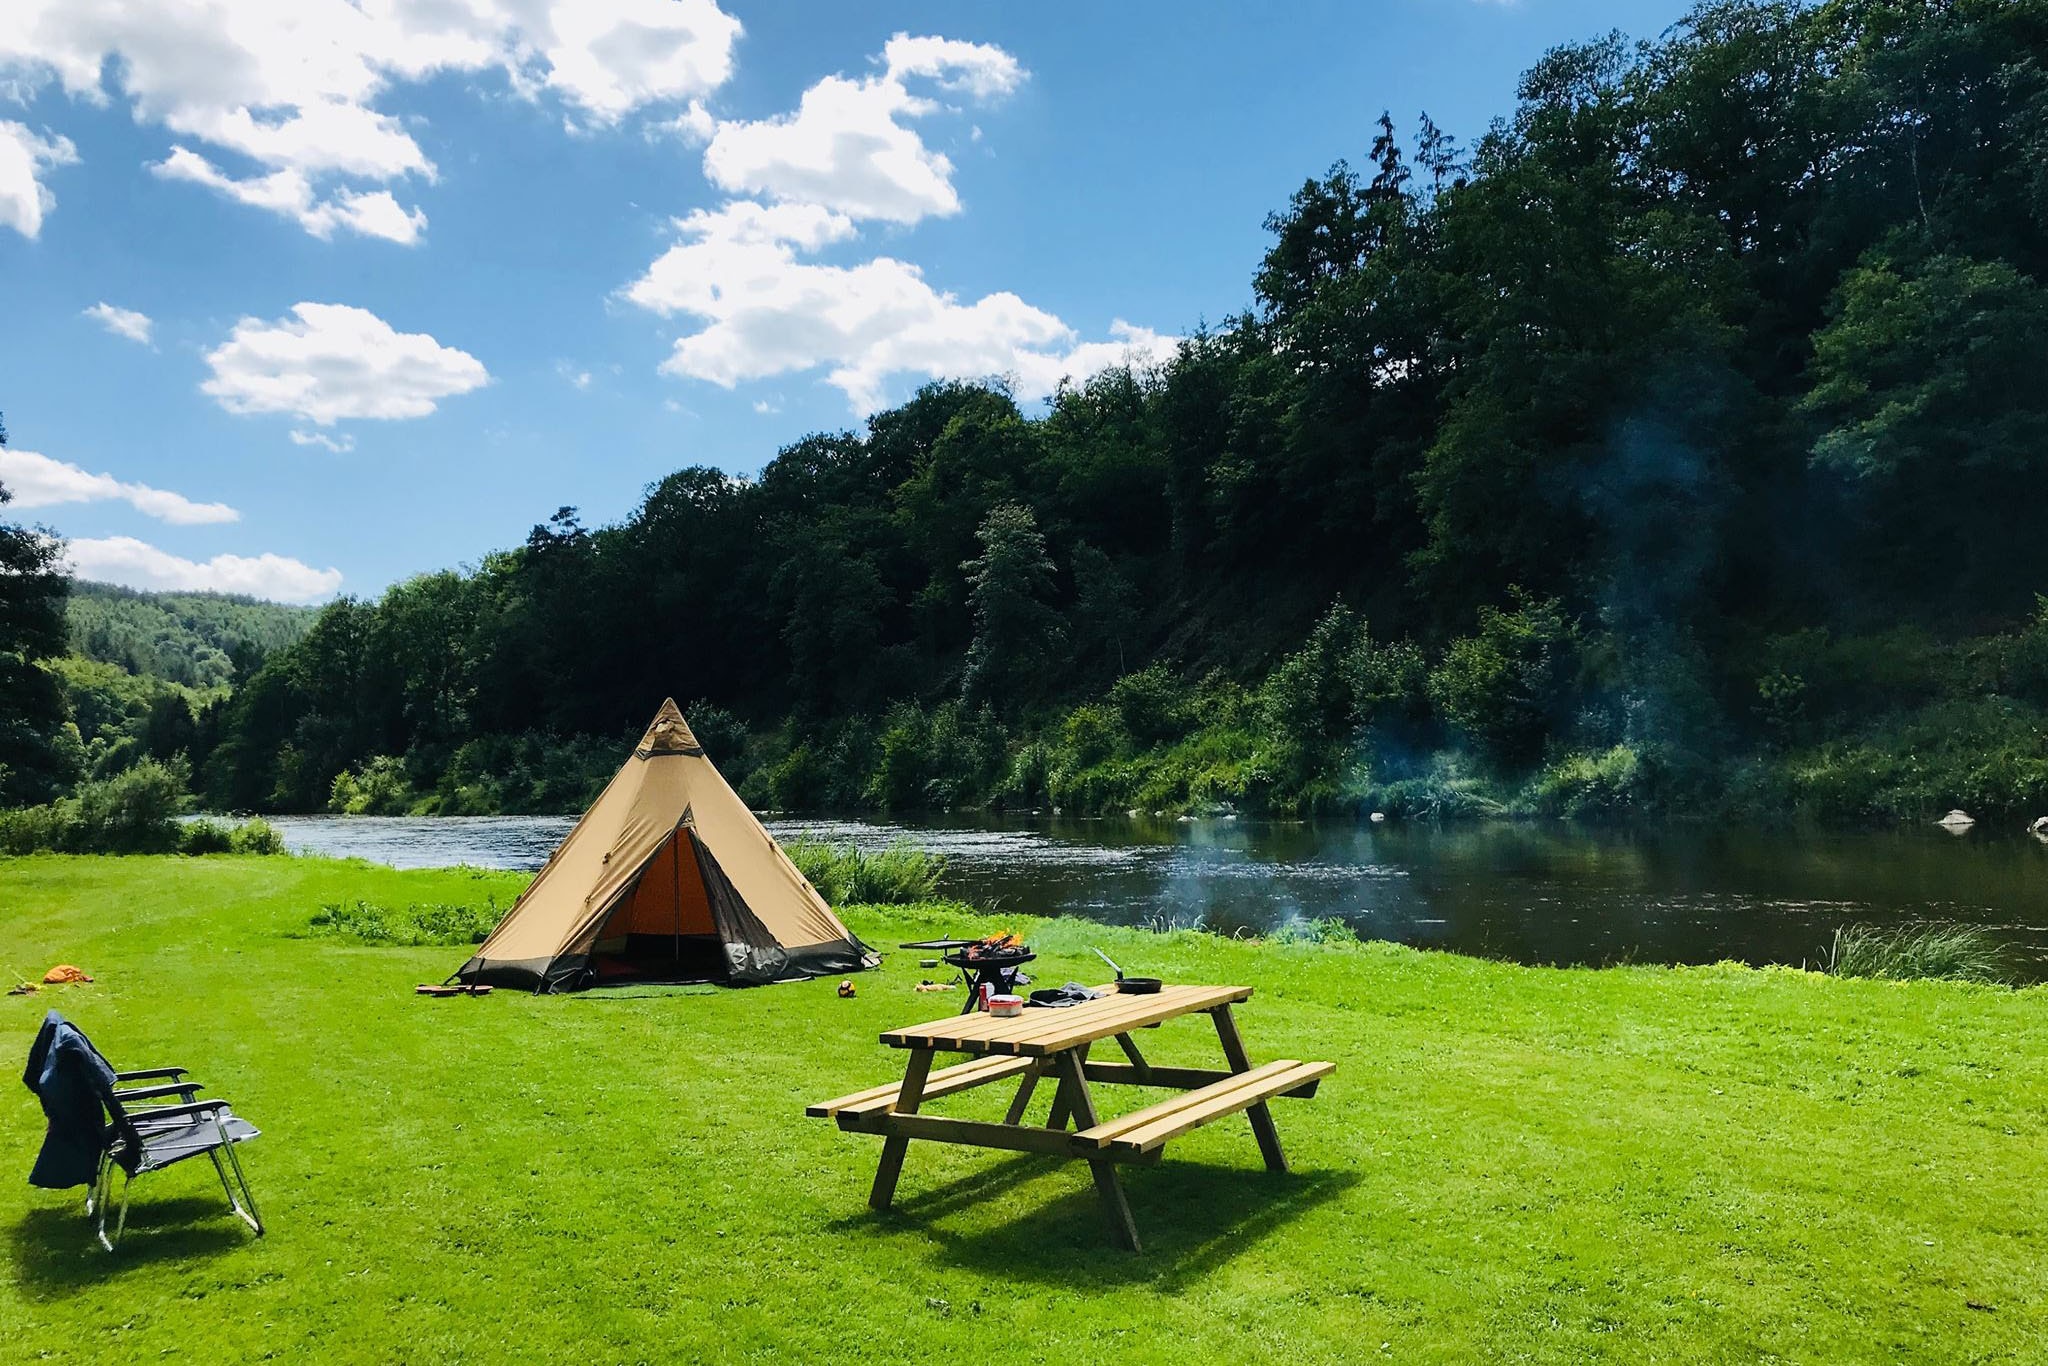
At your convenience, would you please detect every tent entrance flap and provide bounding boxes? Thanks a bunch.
[585,828,728,983]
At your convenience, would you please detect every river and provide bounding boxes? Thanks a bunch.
[255,812,2048,981]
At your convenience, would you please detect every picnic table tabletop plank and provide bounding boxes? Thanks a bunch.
[879,983,1254,1055]
[878,982,1197,1049]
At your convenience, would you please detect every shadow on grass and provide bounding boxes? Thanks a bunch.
[11,1196,249,1292]
[837,1155,1359,1289]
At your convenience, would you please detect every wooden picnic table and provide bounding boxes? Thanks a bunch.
[808,983,1332,1251]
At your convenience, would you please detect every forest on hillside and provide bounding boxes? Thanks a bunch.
[0,578,312,804]
[66,581,314,691]
[6,0,2048,825]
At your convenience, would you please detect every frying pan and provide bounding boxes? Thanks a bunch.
[1092,947,1163,994]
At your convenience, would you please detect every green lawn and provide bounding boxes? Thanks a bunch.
[3,855,2044,1362]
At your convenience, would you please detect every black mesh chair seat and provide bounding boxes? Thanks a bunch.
[125,1110,261,1175]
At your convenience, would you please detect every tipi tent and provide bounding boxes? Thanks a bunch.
[457,700,874,992]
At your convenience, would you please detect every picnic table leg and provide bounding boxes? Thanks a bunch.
[1052,1051,1142,1253]
[869,1047,935,1210]
[1045,1040,1091,1129]
[1003,1065,1042,1125]
[1211,1004,1289,1174]
[1112,1032,1152,1081]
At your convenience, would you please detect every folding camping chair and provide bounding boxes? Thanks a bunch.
[91,1093,263,1250]
[23,1012,263,1251]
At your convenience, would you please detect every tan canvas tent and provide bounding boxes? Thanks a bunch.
[457,700,874,991]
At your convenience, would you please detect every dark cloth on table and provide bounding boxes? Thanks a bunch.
[1026,982,1104,1009]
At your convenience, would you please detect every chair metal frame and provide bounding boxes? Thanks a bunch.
[81,1066,264,1251]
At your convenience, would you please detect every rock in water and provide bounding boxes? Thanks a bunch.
[1937,809,1976,829]
[2031,815,2048,837]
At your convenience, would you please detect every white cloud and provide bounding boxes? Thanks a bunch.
[288,429,355,453]
[628,33,1167,411]
[0,448,238,525]
[701,32,1024,225]
[63,535,342,602]
[0,120,76,238]
[203,302,490,425]
[879,35,1023,100]
[153,148,426,243]
[1011,321,1179,397]
[554,360,593,391]
[625,200,1175,412]
[0,0,742,240]
[658,99,717,146]
[82,302,155,345]
[532,1,742,124]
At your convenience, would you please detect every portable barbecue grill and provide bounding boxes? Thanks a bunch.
[901,936,1035,1014]
[942,945,1034,1015]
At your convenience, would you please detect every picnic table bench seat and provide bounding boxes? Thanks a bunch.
[806,1054,1040,1121]
[1071,1058,1334,1155]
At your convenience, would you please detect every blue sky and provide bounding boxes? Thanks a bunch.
[0,0,1694,602]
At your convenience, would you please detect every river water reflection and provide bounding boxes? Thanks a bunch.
[258,813,2048,981]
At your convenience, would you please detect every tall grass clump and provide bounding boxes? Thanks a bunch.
[1267,915,1358,947]
[176,816,287,856]
[786,841,946,905]
[1824,924,2012,985]
[309,898,504,946]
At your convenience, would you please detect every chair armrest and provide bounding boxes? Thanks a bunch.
[125,1099,232,1123]
[114,1067,189,1082]
[116,1082,205,1103]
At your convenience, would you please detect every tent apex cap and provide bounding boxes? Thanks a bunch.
[637,699,704,757]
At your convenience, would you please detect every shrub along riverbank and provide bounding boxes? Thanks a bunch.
[4,854,2044,1361]
[0,757,280,856]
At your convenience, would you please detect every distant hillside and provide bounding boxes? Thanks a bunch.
[66,581,318,691]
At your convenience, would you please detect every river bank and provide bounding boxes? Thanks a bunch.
[246,812,2048,984]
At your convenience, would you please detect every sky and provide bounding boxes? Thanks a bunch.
[0,0,1696,603]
